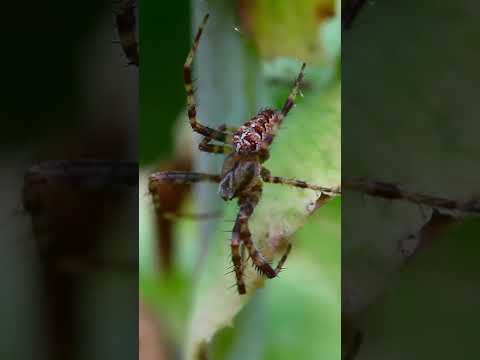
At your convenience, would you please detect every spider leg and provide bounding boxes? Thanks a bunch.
[281,62,307,117]
[184,14,232,144]
[199,141,233,154]
[231,219,246,294]
[217,124,238,133]
[198,124,235,154]
[149,171,221,185]
[148,171,221,222]
[274,243,292,275]
[261,167,341,195]
[159,211,221,221]
[234,187,278,281]
[235,197,292,282]
[258,63,307,153]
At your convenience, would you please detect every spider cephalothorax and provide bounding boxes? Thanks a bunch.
[148,14,340,295]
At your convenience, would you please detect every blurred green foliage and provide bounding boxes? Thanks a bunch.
[140,0,190,165]
[239,0,335,61]
[354,219,480,359]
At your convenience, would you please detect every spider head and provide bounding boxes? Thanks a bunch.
[218,154,261,201]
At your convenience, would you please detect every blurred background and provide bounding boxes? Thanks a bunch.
[140,0,340,359]
[0,0,138,358]
[343,0,480,359]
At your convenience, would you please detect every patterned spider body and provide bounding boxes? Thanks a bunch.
[148,14,340,295]
[232,109,278,154]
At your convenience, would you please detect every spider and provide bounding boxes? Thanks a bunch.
[149,14,340,295]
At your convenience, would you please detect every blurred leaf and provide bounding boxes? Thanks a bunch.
[140,173,201,341]
[238,0,337,62]
[262,197,341,360]
[354,219,480,359]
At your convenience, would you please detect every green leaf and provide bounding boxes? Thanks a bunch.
[238,0,336,61]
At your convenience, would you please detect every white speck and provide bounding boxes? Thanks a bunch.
[306,201,316,213]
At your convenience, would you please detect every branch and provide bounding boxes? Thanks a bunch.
[343,177,480,215]
[24,160,137,188]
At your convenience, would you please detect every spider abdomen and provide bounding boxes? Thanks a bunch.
[232,109,280,153]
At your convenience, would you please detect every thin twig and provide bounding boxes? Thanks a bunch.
[343,177,480,215]
[25,160,138,188]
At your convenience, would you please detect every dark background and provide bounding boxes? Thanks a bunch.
[343,0,480,358]
[140,1,190,165]
[1,0,138,359]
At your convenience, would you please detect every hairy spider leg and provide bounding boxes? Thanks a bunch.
[199,139,233,154]
[148,171,220,208]
[258,63,307,155]
[236,185,276,277]
[274,243,292,274]
[183,14,232,143]
[281,62,306,116]
[261,168,341,195]
[158,211,221,221]
[148,171,221,221]
[231,217,246,294]
[149,171,221,185]
[218,124,239,133]
[199,124,235,154]
[232,183,294,295]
